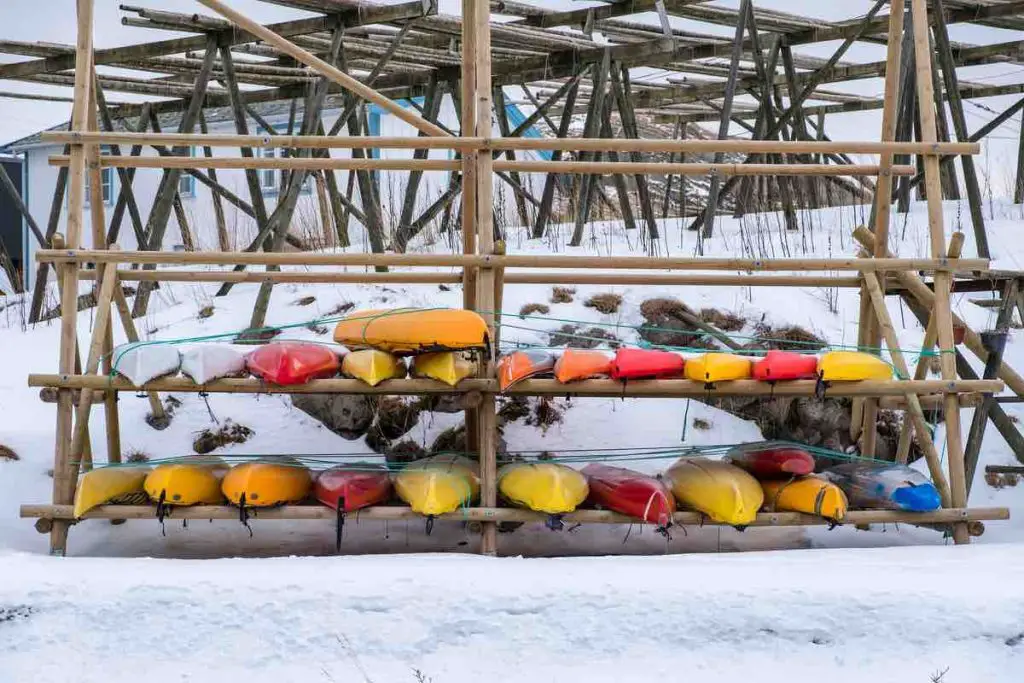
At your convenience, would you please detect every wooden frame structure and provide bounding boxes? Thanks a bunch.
[11,0,1019,555]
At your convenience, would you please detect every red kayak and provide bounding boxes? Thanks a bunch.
[726,444,815,478]
[751,350,819,381]
[582,463,676,528]
[315,465,393,550]
[609,348,685,380]
[246,342,341,385]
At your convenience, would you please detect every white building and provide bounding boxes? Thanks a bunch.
[2,93,548,291]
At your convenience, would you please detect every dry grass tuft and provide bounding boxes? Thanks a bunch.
[293,295,316,306]
[192,420,254,454]
[124,449,150,463]
[550,286,576,304]
[519,303,551,317]
[197,305,215,320]
[325,301,356,317]
[700,307,745,332]
[692,417,712,431]
[584,293,623,315]
[0,444,18,461]
[754,322,827,351]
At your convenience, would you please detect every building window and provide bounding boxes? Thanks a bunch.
[84,167,113,206]
[259,147,278,193]
[178,146,195,197]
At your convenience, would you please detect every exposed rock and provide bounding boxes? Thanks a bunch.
[386,439,426,466]
[375,396,422,440]
[638,297,705,348]
[291,393,376,440]
[430,424,508,458]
[364,424,391,454]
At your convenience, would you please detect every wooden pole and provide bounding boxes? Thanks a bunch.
[199,111,230,251]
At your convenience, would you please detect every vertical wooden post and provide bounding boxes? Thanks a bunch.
[199,111,230,251]
[50,0,95,555]
[909,0,968,544]
[531,73,581,238]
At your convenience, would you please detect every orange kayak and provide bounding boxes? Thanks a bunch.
[554,349,612,383]
[498,350,555,391]
[332,308,488,354]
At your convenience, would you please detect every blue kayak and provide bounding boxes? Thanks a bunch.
[824,462,941,512]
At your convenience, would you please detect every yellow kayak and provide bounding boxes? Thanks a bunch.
[144,458,228,507]
[341,349,406,386]
[221,459,312,508]
[665,457,764,526]
[412,352,477,386]
[393,455,480,516]
[761,477,848,521]
[73,466,149,518]
[817,351,892,381]
[333,308,489,354]
[684,353,753,383]
[498,462,589,515]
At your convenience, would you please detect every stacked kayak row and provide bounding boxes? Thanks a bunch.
[500,348,894,390]
[73,444,942,538]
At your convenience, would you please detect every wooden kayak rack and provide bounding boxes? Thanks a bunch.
[23,0,1014,555]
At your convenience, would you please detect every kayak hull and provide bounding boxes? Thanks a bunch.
[751,350,819,381]
[315,466,393,512]
[609,348,685,380]
[246,342,341,385]
[498,350,555,391]
[726,444,816,478]
[824,462,941,511]
[74,467,149,518]
[394,455,481,515]
[554,349,612,383]
[582,463,676,527]
[665,457,764,526]
[412,352,477,387]
[498,462,589,515]
[144,459,228,507]
[222,460,313,507]
[761,477,848,521]
[817,351,892,381]
[684,353,753,383]
[341,349,406,386]
[333,308,488,354]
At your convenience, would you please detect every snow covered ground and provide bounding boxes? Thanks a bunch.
[1,200,1024,680]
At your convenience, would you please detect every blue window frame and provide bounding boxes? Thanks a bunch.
[178,146,195,197]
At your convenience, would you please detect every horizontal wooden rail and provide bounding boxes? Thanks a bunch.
[48,155,919,177]
[20,504,1009,527]
[35,249,990,273]
[27,375,1004,398]
[75,269,867,288]
[41,131,982,155]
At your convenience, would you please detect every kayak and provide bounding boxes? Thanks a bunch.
[221,459,312,508]
[664,457,764,526]
[111,344,182,386]
[411,352,477,387]
[341,349,406,386]
[751,350,819,382]
[180,345,247,385]
[246,342,341,385]
[761,477,848,521]
[554,349,612,383]
[684,353,752,383]
[581,463,676,527]
[315,465,393,512]
[393,455,480,517]
[144,458,228,509]
[725,443,816,478]
[498,350,555,391]
[73,466,149,518]
[817,351,892,382]
[333,308,488,354]
[824,461,941,511]
[609,348,685,380]
[315,465,393,549]
[498,462,589,515]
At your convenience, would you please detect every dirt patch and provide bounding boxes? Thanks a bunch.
[192,420,253,454]
[0,445,18,461]
[519,303,551,317]
[584,293,623,315]
[234,327,282,345]
[548,324,619,349]
[550,286,576,304]
[700,308,745,332]
[293,295,316,306]
[753,322,827,351]
[692,417,712,431]
[197,305,215,320]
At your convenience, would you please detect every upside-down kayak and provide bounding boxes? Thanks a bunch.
[554,349,612,383]
[74,466,150,518]
[817,351,892,382]
[761,477,848,521]
[341,349,406,386]
[498,462,589,520]
[582,463,676,528]
[315,465,394,550]
[609,348,685,380]
[411,352,477,386]
[664,458,764,526]
[333,308,489,354]
[824,462,941,511]
[725,443,816,478]
[111,344,182,387]
[221,459,313,509]
[144,458,229,512]
[246,342,341,385]
[180,345,247,385]
[498,350,555,391]
[393,455,480,521]
[684,353,752,383]
[751,350,819,382]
